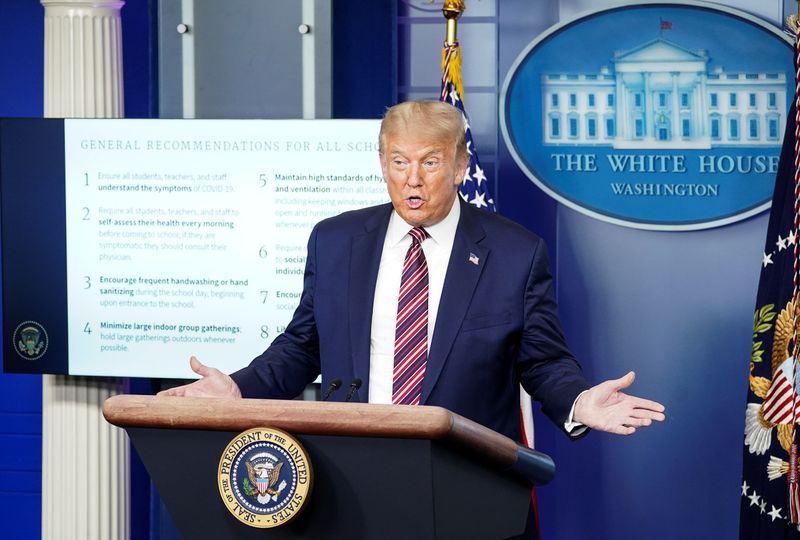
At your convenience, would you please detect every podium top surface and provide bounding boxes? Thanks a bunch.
[104,395,521,470]
[105,395,556,485]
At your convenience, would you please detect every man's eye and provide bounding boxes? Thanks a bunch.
[424,160,439,168]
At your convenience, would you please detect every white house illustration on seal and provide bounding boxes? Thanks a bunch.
[541,38,786,149]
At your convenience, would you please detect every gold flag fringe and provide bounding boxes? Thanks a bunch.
[441,43,464,105]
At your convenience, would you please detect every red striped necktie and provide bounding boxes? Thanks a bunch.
[392,227,430,405]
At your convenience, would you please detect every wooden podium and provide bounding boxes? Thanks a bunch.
[104,395,555,540]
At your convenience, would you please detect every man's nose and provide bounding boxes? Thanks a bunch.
[407,163,423,186]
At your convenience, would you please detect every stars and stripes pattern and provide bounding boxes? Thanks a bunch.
[739,90,800,536]
[762,367,800,425]
[786,22,800,523]
[392,227,430,405]
[440,41,496,212]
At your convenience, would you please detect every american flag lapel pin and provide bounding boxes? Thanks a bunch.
[469,252,480,265]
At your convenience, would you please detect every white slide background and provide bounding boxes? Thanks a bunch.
[64,119,385,377]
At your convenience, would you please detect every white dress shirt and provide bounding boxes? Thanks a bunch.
[368,197,460,404]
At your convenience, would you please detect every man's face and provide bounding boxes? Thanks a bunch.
[379,132,467,228]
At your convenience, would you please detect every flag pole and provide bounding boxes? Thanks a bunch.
[440,0,465,103]
[789,0,800,523]
[443,0,464,46]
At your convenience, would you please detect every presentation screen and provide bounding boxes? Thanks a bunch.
[1,118,385,377]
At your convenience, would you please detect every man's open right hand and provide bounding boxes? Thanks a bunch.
[157,356,242,399]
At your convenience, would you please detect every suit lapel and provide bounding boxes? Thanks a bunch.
[348,204,392,401]
[421,201,488,404]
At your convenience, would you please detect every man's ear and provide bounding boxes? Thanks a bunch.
[454,155,469,186]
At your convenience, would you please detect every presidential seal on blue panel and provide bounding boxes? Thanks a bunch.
[218,427,312,528]
[13,320,48,361]
[500,1,794,230]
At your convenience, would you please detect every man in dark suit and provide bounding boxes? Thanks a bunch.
[161,100,665,441]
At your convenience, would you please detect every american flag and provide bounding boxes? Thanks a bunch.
[739,99,800,537]
[440,41,496,212]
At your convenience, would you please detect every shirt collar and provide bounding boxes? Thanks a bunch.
[386,195,461,247]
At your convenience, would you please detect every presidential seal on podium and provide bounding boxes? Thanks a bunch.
[217,427,313,528]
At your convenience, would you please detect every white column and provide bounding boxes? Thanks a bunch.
[41,1,129,539]
[615,77,625,140]
[671,72,680,140]
[699,73,708,137]
[643,72,653,139]
[43,0,124,117]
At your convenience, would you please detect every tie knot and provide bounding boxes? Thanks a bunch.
[408,227,428,245]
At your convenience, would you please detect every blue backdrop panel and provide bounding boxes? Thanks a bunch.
[0,1,44,117]
[0,373,41,540]
[537,209,762,538]
[496,1,772,538]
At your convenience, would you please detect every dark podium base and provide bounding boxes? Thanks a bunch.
[129,427,531,540]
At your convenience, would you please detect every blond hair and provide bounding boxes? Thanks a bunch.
[379,100,468,162]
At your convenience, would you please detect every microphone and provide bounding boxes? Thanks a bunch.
[321,378,342,401]
[344,378,362,402]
